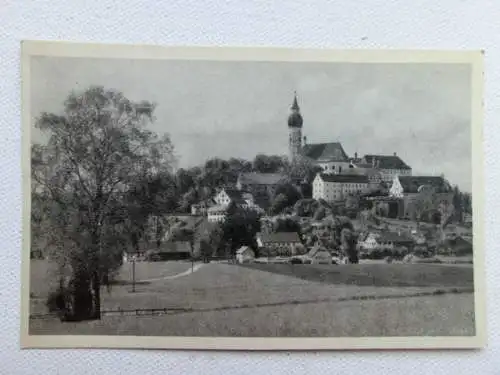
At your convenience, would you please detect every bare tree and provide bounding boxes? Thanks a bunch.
[412,185,437,230]
[32,86,175,320]
[438,199,455,241]
[340,228,358,264]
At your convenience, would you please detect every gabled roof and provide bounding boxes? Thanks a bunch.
[308,245,330,258]
[363,155,411,170]
[258,232,301,243]
[236,246,254,254]
[344,166,381,178]
[238,172,287,186]
[302,142,349,162]
[207,205,229,213]
[318,173,369,184]
[398,175,452,194]
[219,188,247,204]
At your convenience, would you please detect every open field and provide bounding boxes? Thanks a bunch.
[29,260,475,337]
[240,262,474,288]
[29,260,194,299]
[378,217,473,237]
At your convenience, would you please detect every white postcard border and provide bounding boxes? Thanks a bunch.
[20,40,486,351]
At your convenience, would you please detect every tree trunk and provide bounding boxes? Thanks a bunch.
[92,269,101,319]
[131,232,140,252]
[64,267,93,321]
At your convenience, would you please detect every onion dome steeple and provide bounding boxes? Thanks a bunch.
[288,91,303,128]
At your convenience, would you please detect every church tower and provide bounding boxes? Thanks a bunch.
[288,92,303,162]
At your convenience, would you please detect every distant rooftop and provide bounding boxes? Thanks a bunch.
[318,173,369,184]
[238,172,287,186]
[302,142,349,162]
[363,154,411,170]
[220,188,248,204]
[398,175,452,193]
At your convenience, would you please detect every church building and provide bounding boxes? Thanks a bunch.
[287,92,303,162]
[287,92,351,173]
[287,92,412,182]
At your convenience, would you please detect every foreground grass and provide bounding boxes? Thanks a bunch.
[29,260,194,298]
[29,293,475,337]
[240,262,474,288]
[29,262,475,337]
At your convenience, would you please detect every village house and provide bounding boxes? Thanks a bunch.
[202,188,265,223]
[213,188,264,213]
[306,245,332,264]
[207,205,229,223]
[236,246,256,264]
[389,175,454,219]
[256,232,302,256]
[357,231,415,253]
[145,240,192,261]
[236,172,288,196]
[360,153,412,183]
[214,188,246,206]
[312,173,370,202]
[191,198,216,216]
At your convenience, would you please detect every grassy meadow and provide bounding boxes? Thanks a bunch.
[28,259,475,337]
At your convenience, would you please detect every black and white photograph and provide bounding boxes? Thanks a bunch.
[21,41,485,350]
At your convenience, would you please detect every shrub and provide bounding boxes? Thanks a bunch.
[46,287,68,314]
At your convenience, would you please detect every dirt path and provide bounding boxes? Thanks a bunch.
[139,263,205,282]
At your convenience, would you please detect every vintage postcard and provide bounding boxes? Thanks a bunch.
[21,41,486,350]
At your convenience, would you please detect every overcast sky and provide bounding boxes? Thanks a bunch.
[30,56,472,192]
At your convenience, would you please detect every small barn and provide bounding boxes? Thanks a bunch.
[256,232,302,257]
[307,245,332,264]
[145,240,192,262]
[236,246,255,264]
[438,235,473,256]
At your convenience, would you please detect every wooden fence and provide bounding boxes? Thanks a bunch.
[30,307,192,320]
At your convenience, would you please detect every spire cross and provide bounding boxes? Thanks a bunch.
[292,91,299,111]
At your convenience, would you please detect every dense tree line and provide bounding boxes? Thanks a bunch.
[175,154,321,214]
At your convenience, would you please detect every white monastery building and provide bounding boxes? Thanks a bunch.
[312,173,370,202]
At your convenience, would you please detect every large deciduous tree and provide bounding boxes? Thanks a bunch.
[123,171,178,250]
[252,154,287,173]
[31,86,175,320]
[221,202,260,257]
